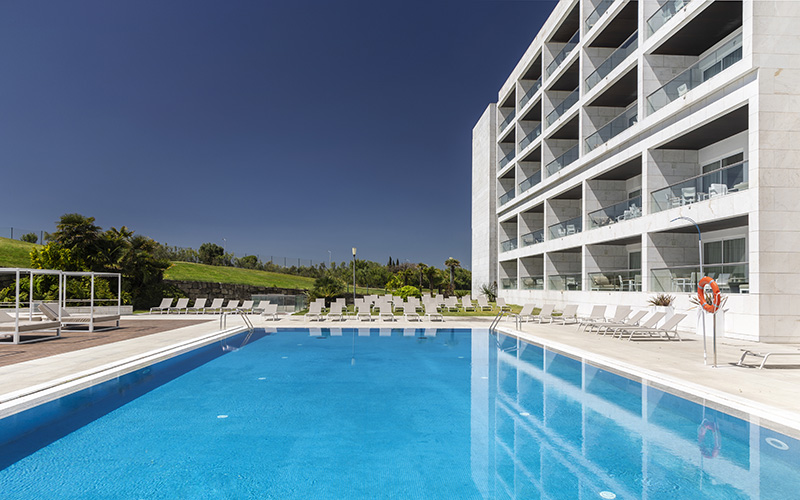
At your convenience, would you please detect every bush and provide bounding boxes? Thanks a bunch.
[480,282,497,302]
[20,232,38,244]
[307,274,346,300]
[394,285,421,300]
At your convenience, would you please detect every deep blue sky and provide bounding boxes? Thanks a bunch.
[1,0,556,269]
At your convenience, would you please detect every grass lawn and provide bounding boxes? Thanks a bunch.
[0,237,40,268]
[165,262,318,289]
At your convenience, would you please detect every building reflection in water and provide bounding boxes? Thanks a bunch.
[470,330,800,499]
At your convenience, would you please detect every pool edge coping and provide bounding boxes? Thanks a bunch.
[0,325,248,420]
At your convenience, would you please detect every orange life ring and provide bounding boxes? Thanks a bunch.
[697,276,721,313]
[698,419,721,458]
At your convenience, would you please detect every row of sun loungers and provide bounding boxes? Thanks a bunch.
[0,302,121,343]
[513,303,686,341]
[150,298,261,315]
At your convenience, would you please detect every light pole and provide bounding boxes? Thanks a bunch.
[352,247,357,305]
[328,250,332,267]
[671,216,711,365]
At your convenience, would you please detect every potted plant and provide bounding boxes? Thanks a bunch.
[647,293,675,324]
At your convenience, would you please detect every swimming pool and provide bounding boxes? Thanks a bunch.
[0,328,798,499]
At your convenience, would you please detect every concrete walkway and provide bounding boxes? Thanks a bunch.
[1,313,798,436]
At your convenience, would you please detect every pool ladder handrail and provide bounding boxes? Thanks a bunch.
[490,309,521,332]
[220,309,255,333]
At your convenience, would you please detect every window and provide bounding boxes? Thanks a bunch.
[629,251,641,270]
[702,152,744,174]
[704,237,746,264]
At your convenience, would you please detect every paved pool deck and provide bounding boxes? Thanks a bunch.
[1,313,799,435]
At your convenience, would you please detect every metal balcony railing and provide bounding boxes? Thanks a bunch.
[548,274,582,291]
[588,269,642,291]
[519,78,542,108]
[518,171,542,193]
[500,237,518,253]
[519,124,542,151]
[586,0,616,30]
[521,229,545,247]
[546,88,579,126]
[521,275,545,290]
[499,187,516,206]
[647,0,692,36]
[650,263,749,293]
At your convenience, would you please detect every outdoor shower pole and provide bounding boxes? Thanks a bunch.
[352,247,357,306]
[671,217,707,365]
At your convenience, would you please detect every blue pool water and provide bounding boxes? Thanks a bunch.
[0,328,799,499]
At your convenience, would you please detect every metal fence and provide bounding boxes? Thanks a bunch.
[0,226,48,244]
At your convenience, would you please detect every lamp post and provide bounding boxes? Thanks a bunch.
[671,216,711,366]
[352,247,357,306]
[328,250,332,267]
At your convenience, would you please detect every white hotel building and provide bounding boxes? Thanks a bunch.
[471,0,800,342]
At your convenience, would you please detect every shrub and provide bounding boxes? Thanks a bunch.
[480,282,498,302]
[647,293,675,307]
[394,285,421,300]
[20,232,38,244]
[307,274,346,300]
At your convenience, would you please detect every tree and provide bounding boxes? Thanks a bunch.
[20,232,38,244]
[425,265,443,293]
[235,255,259,269]
[198,243,225,265]
[445,257,461,291]
[50,213,101,266]
[417,263,428,290]
[307,273,346,300]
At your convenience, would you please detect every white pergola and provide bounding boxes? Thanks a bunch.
[0,268,63,344]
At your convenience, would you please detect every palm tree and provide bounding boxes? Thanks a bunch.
[417,263,427,290]
[444,257,460,291]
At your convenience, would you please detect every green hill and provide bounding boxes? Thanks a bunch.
[164,261,317,289]
[0,237,39,268]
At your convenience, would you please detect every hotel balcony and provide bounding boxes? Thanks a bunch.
[588,269,641,291]
[519,171,542,194]
[646,0,692,37]
[500,277,518,290]
[521,275,545,290]
[548,273,582,291]
[521,228,545,247]
[585,0,616,31]
[651,263,749,294]
[500,237,518,253]
[650,161,748,213]
[519,78,542,109]
[585,31,638,92]
[548,215,582,240]
[545,144,579,176]
[646,33,742,115]
[585,103,638,152]
[546,30,579,78]
[588,195,641,229]
[545,88,579,127]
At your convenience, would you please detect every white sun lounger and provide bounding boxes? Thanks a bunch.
[402,304,420,321]
[496,297,512,312]
[326,304,346,321]
[204,298,225,314]
[186,298,207,314]
[534,304,556,323]
[513,304,537,323]
[356,303,374,321]
[0,310,62,343]
[423,302,444,322]
[461,296,476,312]
[305,302,324,321]
[553,304,578,325]
[613,312,666,339]
[169,298,190,314]
[260,303,281,321]
[738,349,800,369]
[238,300,255,313]
[577,305,606,330]
[150,298,172,314]
[379,303,396,321]
[619,313,685,341]
[593,310,648,336]
[39,303,120,332]
[222,300,240,313]
[476,296,493,311]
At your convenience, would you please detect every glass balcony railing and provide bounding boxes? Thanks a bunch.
[498,150,515,170]
[521,229,545,247]
[646,34,742,114]
[647,0,692,36]
[500,278,518,290]
[548,273,582,291]
[545,145,579,176]
[548,215,582,240]
[546,88,579,126]
[519,171,542,193]
[546,31,580,77]
[585,103,638,152]
[500,237,518,253]
[521,275,545,290]
[588,196,642,229]
[650,161,748,213]
[650,263,749,293]
[519,78,542,108]
[499,187,516,206]
[499,109,516,132]
[519,124,542,150]
[588,269,642,291]
[585,31,638,91]
[586,0,616,30]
